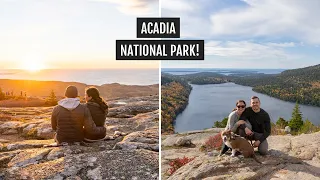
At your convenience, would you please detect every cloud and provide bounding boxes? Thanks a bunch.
[266,42,296,47]
[210,0,320,44]
[161,0,210,38]
[99,0,158,15]
[205,41,293,59]
[161,0,194,12]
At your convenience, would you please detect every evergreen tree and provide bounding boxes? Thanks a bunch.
[46,90,58,106]
[276,117,288,129]
[288,102,304,131]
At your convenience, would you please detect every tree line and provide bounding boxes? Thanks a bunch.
[231,64,320,106]
[161,74,192,134]
[0,87,58,106]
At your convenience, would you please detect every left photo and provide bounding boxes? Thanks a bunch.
[0,1,159,179]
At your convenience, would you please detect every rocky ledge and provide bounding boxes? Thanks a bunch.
[0,95,159,179]
[161,128,320,180]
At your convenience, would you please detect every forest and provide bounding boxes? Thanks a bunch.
[231,64,320,106]
[161,74,192,134]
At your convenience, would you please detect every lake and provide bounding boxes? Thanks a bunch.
[174,83,320,133]
[0,69,159,85]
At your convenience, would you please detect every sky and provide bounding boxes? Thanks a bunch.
[0,0,159,69]
[161,0,320,69]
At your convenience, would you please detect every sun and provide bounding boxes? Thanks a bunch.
[22,54,46,72]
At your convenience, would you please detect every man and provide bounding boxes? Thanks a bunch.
[238,96,271,155]
[51,86,106,144]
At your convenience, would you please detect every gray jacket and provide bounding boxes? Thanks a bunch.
[225,111,252,133]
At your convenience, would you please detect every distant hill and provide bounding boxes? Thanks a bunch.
[0,79,158,100]
[178,72,229,85]
[161,74,192,134]
[232,64,320,106]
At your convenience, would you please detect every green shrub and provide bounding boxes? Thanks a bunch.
[213,117,228,128]
[288,102,304,131]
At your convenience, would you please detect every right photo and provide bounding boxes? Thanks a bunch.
[161,0,320,179]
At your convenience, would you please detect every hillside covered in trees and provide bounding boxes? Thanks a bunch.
[231,64,320,106]
[177,72,229,85]
[161,74,192,134]
[164,64,320,107]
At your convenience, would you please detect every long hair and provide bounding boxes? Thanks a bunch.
[86,87,108,111]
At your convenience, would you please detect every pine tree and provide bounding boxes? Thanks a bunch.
[288,102,304,131]
[276,117,288,129]
[46,90,58,106]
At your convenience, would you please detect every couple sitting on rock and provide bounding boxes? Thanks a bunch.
[220,96,271,156]
[51,86,108,144]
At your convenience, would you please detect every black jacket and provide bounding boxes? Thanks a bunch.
[84,101,108,140]
[51,102,106,143]
[240,107,271,142]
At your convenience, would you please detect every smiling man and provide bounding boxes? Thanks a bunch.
[239,96,271,155]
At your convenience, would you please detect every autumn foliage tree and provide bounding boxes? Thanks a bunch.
[161,75,192,134]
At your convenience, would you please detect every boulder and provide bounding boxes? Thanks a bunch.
[8,148,52,167]
[37,123,54,139]
[47,148,64,160]
[115,128,158,152]
[6,140,54,151]
[285,126,291,133]
[2,129,18,135]
[22,124,38,134]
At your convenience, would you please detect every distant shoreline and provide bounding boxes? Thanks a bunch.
[0,78,159,86]
[0,79,159,101]
[0,69,159,86]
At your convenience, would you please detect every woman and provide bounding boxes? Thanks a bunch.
[220,100,252,155]
[84,87,108,141]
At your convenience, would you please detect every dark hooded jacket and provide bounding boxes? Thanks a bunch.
[84,100,108,140]
[51,98,106,143]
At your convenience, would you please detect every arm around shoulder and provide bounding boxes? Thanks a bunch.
[84,106,106,135]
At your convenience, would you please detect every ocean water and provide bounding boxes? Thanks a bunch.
[0,69,159,85]
[162,68,286,75]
